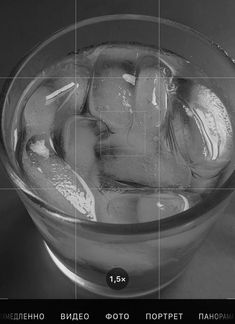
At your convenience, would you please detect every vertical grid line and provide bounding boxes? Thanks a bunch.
[74,0,78,300]
[158,0,161,300]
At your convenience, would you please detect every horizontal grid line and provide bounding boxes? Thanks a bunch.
[1,76,235,79]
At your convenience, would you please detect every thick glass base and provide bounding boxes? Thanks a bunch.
[44,242,183,298]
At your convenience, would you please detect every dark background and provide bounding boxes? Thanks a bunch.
[0,0,235,299]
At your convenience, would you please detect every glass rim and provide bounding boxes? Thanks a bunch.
[1,14,235,236]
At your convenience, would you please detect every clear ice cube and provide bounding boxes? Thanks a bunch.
[23,134,97,221]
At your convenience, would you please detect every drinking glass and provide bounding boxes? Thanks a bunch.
[1,15,235,298]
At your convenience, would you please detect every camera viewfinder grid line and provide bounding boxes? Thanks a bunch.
[4,76,235,79]
[3,76,235,79]
[0,187,235,190]
[158,0,161,300]
[74,0,78,300]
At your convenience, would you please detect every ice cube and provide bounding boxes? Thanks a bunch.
[172,82,233,190]
[137,191,197,222]
[45,57,91,115]
[92,44,141,66]
[99,151,191,188]
[107,194,138,224]
[62,116,97,179]
[89,57,134,130]
[23,134,97,221]
[135,55,168,129]
[188,84,232,162]
[23,86,57,135]
[24,57,92,150]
